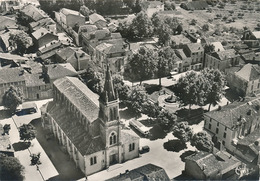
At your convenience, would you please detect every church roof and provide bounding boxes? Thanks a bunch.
[53,77,100,123]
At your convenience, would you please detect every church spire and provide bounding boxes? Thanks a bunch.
[101,65,116,102]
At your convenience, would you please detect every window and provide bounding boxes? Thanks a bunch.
[223,132,226,138]
[129,143,135,152]
[225,126,227,131]
[222,141,225,146]
[251,84,254,90]
[209,124,211,130]
[217,122,219,127]
[216,128,219,134]
[109,132,117,145]
[90,156,97,165]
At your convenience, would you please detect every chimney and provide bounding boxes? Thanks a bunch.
[247,109,252,115]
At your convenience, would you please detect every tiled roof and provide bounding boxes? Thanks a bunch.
[186,151,240,178]
[171,34,191,45]
[0,16,17,30]
[32,27,56,40]
[25,73,45,87]
[0,67,26,84]
[97,42,126,55]
[175,49,187,60]
[53,77,99,123]
[204,97,260,129]
[21,4,48,22]
[111,33,122,39]
[60,8,84,17]
[106,164,170,181]
[0,124,14,153]
[89,13,106,24]
[252,31,260,39]
[39,41,62,54]
[211,49,238,61]
[121,131,139,144]
[78,24,97,33]
[235,64,260,81]
[46,102,104,155]
[211,42,225,52]
[0,53,28,60]
[186,43,204,53]
[46,63,77,80]
[29,17,55,31]
[56,47,90,63]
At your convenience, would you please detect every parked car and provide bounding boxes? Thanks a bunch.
[139,146,150,154]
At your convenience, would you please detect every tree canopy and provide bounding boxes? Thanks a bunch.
[9,31,33,55]
[19,124,36,142]
[0,153,24,181]
[2,86,23,113]
[127,47,158,85]
[172,122,193,143]
[191,131,214,152]
[112,74,130,101]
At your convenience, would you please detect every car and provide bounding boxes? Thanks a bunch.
[139,146,150,154]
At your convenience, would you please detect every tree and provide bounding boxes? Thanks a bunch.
[190,19,197,25]
[30,153,41,166]
[0,153,24,181]
[157,110,177,127]
[172,122,193,143]
[127,47,158,85]
[130,11,154,40]
[164,1,175,10]
[112,74,130,101]
[142,101,161,118]
[2,86,23,113]
[3,124,11,135]
[158,23,172,46]
[151,12,163,35]
[157,47,176,85]
[202,24,209,31]
[80,5,90,20]
[9,31,33,55]
[201,69,226,111]
[176,24,183,34]
[19,124,36,142]
[191,131,214,152]
[174,71,199,114]
[204,43,215,54]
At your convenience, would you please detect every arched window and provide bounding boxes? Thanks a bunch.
[109,132,117,145]
[110,109,113,120]
[113,108,117,120]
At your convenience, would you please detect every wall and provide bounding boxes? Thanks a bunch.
[185,160,205,179]
[27,84,52,100]
[85,151,105,175]
[122,139,139,162]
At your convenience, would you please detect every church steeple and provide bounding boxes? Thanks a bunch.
[100,65,117,103]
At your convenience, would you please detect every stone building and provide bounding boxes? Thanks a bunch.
[41,66,139,176]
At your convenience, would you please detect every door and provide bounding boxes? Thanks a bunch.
[109,154,117,165]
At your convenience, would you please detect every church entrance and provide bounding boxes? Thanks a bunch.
[109,154,117,165]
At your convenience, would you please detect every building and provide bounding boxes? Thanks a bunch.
[29,17,56,33]
[242,30,260,48]
[55,47,90,71]
[0,16,18,31]
[142,1,164,18]
[55,8,85,29]
[41,66,139,176]
[89,13,107,28]
[185,151,240,180]
[183,43,204,71]
[0,124,14,157]
[175,49,192,72]
[170,34,191,48]
[31,27,58,49]
[204,97,260,152]
[0,0,20,12]
[204,49,241,71]
[106,164,170,181]
[20,4,48,22]
[227,64,260,96]
[0,52,28,68]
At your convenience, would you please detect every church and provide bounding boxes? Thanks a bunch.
[41,66,140,176]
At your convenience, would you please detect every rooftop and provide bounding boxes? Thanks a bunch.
[46,63,77,80]
[21,4,48,22]
[25,73,45,87]
[0,52,28,60]
[235,64,260,82]
[106,163,170,181]
[211,42,225,52]
[211,49,238,61]
[0,16,17,31]
[204,97,260,129]
[56,47,90,62]
[171,34,191,45]
[60,8,84,17]
[252,31,260,39]
[0,67,26,84]
[89,13,106,24]
[186,43,204,53]
[29,17,55,31]
[32,27,56,40]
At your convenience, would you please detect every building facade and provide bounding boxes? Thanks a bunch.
[41,66,139,176]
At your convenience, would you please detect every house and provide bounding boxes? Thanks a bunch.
[37,41,63,62]
[42,63,78,84]
[204,97,260,152]
[0,16,18,31]
[241,52,260,65]
[242,30,260,48]
[0,0,20,12]
[41,66,140,176]
[55,47,90,71]
[234,129,260,166]
[175,49,192,72]
[183,43,204,71]
[29,17,56,33]
[142,1,164,18]
[227,64,260,96]
[0,67,27,105]
[31,27,58,49]
[211,42,225,52]
[89,13,107,28]
[20,4,48,22]
[184,151,240,180]
[204,49,241,71]
[0,52,28,68]
[181,1,208,10]
[170,34,191,48]
[0,124,14,157]
[95,42,127,73]
[55,8,85,29]
[106,164,170,181]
